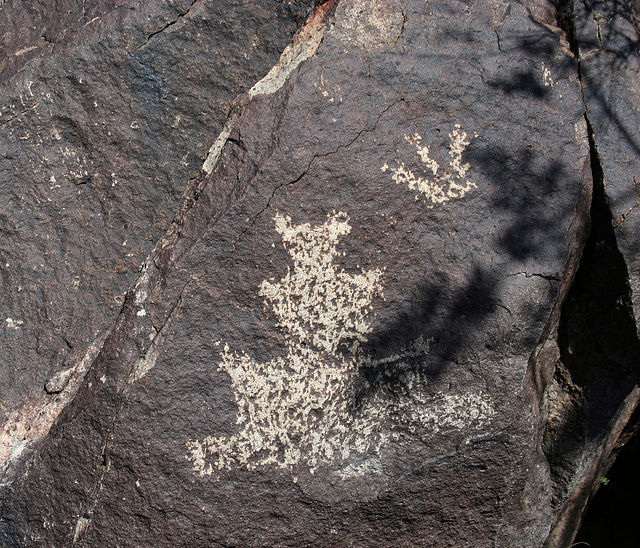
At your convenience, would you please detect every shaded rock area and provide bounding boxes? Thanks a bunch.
[540,1,640,545]
[0,0,638,547]
[572,0,640,325]
[573,408,640,546]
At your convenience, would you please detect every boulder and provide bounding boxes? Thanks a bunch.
[0,0,314,484]
[1,1,639,547]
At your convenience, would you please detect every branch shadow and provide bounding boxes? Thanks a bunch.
[352,134,575,408]
[487,69,552,98]
[559,0,640,156]
[356,265,501,404]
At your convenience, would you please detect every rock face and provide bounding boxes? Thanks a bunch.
[0,0,314,481]
[540,1,640,545]
[0,1,638,547]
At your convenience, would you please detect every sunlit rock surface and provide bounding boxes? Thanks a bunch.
[1,1,639,547]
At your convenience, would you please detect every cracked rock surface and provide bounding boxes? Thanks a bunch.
[1,0,639,546]
[0,0,314,485]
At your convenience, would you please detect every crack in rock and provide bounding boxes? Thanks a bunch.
[130,0,200,54]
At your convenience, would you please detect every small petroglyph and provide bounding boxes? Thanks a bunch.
[541,62,554,87]
[5,318,24,329]
[382,124,478,206]
[187,213,494,477]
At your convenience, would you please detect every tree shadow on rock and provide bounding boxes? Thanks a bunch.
[487,69,551,99]
[469,140,570,266]
[355,265,501,405]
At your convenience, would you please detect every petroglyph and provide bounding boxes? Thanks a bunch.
[5,318,24,329]
[541,62,554,87]
[382,124,477,206]
[187,212,494,477]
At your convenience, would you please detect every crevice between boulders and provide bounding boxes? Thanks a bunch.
[540,2,640,545]
[542,115,640,546]
[552,0,580,58]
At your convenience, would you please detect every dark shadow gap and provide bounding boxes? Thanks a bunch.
[543,113,640,544]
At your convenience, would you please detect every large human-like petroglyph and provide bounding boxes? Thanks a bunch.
[187,211,493,477]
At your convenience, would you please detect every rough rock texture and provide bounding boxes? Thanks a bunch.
[573,0,640,322]
[0,0,639,547]
[540,1,640,545]
[0,0,314,481]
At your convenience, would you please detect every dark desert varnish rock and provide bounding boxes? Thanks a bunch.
[1,1,639,547]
